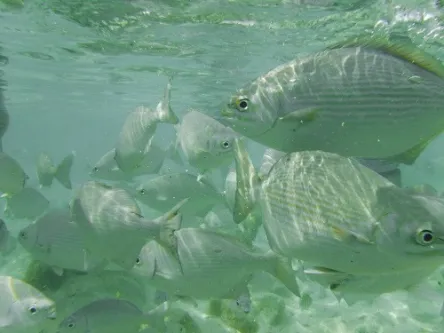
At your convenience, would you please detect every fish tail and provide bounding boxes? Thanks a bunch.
[155,79,179,125]
[265,253,301,297]
[233,138,259,224]
[157,198,188,250]
[54,152,75,190]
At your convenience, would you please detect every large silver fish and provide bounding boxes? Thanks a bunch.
[70,181,187,270]
[218,35,444,163]
[232,140,444,294]
[133,228,301,300]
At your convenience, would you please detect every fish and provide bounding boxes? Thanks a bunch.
[175,109,239,177]
[114,80,179,173]
[218,34,444,163]
[36,152,75,189]
[0,275,56,333]
[132,228,301,301]
[90,144,177,182]
[4,187,49,220]
[0,152,28,196]
[134,172,225,221]
[0,218,15,254]
[70,181,186,270]
[18,208,107,276]
[232,140,444,284]
[57,298,167,333]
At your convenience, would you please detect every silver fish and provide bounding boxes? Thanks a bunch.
[70,181,186,270]
[18,208,107,276]
[0,275,56,333]
[114,80,179,173]
[57,299,166,333]
[36,152,75,189]
[134,172,224,220]
[133,228,301,300]
[218,35,444,163]
[176,109,239,176]
[232,140,444,288]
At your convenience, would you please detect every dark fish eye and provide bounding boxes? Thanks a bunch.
[68,323,75,328]
[29,306,37,314]
[221,141,230,149]
[19,231,27,240]
[235,98,249,112]
[416,229,434,245]
[135,257,141,265]
[92,167,99,172]
[139,189,145,195]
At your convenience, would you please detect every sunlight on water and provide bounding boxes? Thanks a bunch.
[1,0,444,332]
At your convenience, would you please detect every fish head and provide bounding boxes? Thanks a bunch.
[17,224,39,251]
[12,295,57,328]
[206,127,239,162]
[57,313,85,333]
[375,186,444,257]
[218,83,277,139]
[131,242,156,277]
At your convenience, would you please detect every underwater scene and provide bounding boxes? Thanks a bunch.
[2,0,444,332]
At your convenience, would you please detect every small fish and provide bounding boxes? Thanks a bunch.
[57,298,167,333]
[218,34,444,163]
[0,152,28,196]
[133,228,301,301]
[18,208,107,276]
[90,144,176,182]
[70,181,186,270]
[114,80,179,173]
[0,218,15,254]
[175,109,239,177]
[0,275,56,333]
[134,172,225,221]
[4,187,49,220]
[36,152,75,189]
[234,290,252,314]
[232,140,444,282]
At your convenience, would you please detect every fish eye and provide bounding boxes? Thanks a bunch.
[221,141,231,149]
[92,167,99,172]
[29,306,37,315]
[19,231,27,240]
[235,98,249,112]
[135,257,141,265]
[139,189,145,195]
[416,229,434,245]
[68,322,75,328]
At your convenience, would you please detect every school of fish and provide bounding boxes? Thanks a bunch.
[1,34,444,332]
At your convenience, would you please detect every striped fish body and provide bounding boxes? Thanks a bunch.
[221,44,444,159]
[260,151,437,275]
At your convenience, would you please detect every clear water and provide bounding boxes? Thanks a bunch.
[2,0,444,332]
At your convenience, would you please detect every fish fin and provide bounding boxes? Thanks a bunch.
[157,198,188,251]
[278,107,320,124]
[51,266,64,276]
[156,79,179,124]
[265,254,301,297]
[386,137,436,165]
[232,138,259,224]
[327,34,444,79]
[303,266,351,290]
[54,152,75,189]
[330,225,374,245]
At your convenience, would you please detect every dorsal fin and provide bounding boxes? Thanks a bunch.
[327,34,444,79]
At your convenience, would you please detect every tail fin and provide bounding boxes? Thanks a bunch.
[232,138,259,224]
[54,152,75,190]
[156,79,179,125]
[155,198,188,251]
[265,253,301,298]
